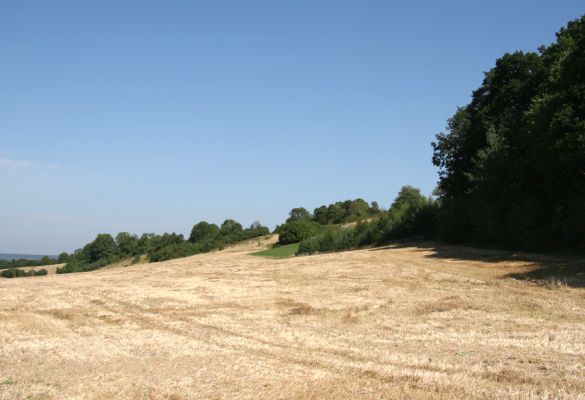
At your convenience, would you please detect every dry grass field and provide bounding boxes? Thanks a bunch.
[1,237,584,399]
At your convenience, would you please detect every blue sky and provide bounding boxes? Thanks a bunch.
[1,1,583,254]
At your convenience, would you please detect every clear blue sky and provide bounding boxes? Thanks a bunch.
[1,1,583,254]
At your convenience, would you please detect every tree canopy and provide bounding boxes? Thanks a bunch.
[432,15,585,251]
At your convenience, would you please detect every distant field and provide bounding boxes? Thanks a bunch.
[251,243,299,258]
[1,241,584,399]
[0,253,57,261]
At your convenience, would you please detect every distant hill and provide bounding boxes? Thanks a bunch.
[0,253,57,261]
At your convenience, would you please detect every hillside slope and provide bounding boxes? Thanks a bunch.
[0,243,584,399]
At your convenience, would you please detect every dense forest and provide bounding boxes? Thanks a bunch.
[432,15,585,252]
[282,15,585,255]
[5,16,583,277]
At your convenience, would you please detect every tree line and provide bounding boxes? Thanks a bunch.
[274,15,585,256]
[432,15,585,252]
[56,219,269,274]
[11,15,584,276]
[274,199,383,245]
[0,255,66,270]
[273,187,436,255]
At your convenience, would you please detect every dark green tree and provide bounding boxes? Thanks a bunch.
[189,221,219,243]
[115,232,139,256]
[219,219,243,236]
[278,220,320,245]
[57,252,69,263]
[286,207,312,223]
[88,234,119,262]
[432,15,585,251]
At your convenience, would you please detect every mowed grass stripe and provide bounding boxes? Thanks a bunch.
[251,243,299,258]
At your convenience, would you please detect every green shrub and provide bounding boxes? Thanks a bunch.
[297,187,439,255]
[297,236,321,254]
[189,221,219,243]
[1,268,48,278]
[277,220,321,245]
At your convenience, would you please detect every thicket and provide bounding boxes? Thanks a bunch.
[275,199,381,246]
[311,199,381,225]
[298,186,437,254]
[275,220,322,245]
[1,268,48,278]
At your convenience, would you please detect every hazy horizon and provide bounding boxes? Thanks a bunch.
[2,1,583,254]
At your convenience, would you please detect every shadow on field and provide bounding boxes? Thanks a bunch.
[370,241,585,288]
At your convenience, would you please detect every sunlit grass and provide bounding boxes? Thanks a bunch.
[251,243,299,258]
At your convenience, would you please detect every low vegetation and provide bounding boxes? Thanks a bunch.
[1,268,48,278]
[251,243,300,258]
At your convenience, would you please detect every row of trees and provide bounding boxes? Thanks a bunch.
[432,15,585,252]
[148,220,269,262]
[277,16,585,255]
[283,199,381,226]
[275,199,382,245]
[56,219,269,274]
[25,16,585,273]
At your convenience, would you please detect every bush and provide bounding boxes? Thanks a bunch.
[34,269,48,276]
[189,222,219,243]
[277,220,321,245]
[297,236,321,254]
[297,227,347,254]
[1,268,48,278]
[149,242,198,262]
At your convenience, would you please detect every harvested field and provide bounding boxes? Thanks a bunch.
[1,239,584,399]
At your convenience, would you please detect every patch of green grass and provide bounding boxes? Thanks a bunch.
[251,243,299,259]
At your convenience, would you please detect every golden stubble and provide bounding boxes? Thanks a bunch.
[1,238,584,399]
